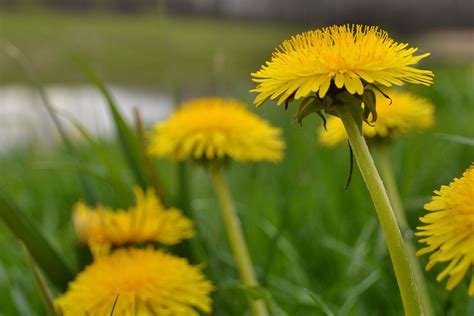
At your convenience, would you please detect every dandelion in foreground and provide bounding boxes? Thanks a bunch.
[252,24,433,108]
[55,248,214,315]
[73,187,194,250]
[252,25,433,315]
[417,165,474,296]
[318,90,434,147]
[149,97,284,162]
[149,97,284,316]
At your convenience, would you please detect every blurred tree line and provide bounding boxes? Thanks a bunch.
[0,0,160,11]
[0,0,473,33]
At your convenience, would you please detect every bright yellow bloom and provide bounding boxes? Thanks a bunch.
[317,90,434,146]
[73,187,194,248]
[252,25,433,107]
[149,97,284,162]
[416,165,474,296]
[55,248,214,315]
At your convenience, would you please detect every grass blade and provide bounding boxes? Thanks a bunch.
[169,89,196,260]
[3,42,97,204]
[172,88,190,212]
[305,289,336,316]
[133,108,168,206]
[67,118,134,206]
[0,189,74,290]
[72,55,148,189]
[20,242,57,316]
[437,133,474,146]
[339,270,381,315]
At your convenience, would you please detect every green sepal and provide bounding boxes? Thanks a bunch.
[292,97,324,126]
[316,110,328,131]
[348,104,364,134]
[335,90,361,105]
[336,92,363,134]
[362,88,377,123]
[284,94,295,110]
[367,84,392,104]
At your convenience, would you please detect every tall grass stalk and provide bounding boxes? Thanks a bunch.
[0,189,74,290]
[20,243,57,316]
[133,109,168,205]
[73,55,148,189]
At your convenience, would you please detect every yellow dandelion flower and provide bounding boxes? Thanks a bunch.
[317,90,434,146]
[73,187,194,248]
[148,97,285,162]
[416,165,474,296]
[55,248,214,315]
[252,24,433,107]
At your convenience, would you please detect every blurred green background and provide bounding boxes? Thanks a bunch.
[0,2,473,315]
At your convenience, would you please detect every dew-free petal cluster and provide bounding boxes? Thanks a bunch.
[55,248,214,315]
[317,90,434,146]
[252,25,433,107]
[73,187,194,248]
[148,97,285,162]
[416,165,474,296]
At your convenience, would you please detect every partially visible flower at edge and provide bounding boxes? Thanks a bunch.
[251,24,433,108]
[73,186,195,251]
[55,247,214,315]
[416,165,474,296]
[148,97,285,163]
[317,90,435,147]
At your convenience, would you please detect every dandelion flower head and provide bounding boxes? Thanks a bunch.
[73,187,194,248]
[55,248,214,315]
[317,90,434,146]
[252,24,433,107]
[148,97,284,163]
[416,165,474,296]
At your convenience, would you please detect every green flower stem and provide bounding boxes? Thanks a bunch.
[335,104,423,316]
[210,167,269,316]
[375,144,433,316]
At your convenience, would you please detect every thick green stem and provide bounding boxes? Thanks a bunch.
[375,144,434,316]
[210,167,269,316]
[336,105,424,316]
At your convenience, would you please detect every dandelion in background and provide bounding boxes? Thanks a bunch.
[252,24,434,315]
[73,187,194,254]
[417,165,474,296]
[55,248,214,315]
[149,97,284,316]
[317,90,434,147]
[149,97,284,162]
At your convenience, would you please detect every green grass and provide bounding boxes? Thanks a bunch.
[1,65,473,315]
[1,9,474,316]
[0,10,301,87]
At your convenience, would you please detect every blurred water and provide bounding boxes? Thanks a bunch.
[0,85,173,153]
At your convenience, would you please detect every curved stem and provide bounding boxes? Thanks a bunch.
[375,144,433,316]
[335,105,424,316]
[210,167,269,316]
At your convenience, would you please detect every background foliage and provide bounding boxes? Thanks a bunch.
[0,9,473,316]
